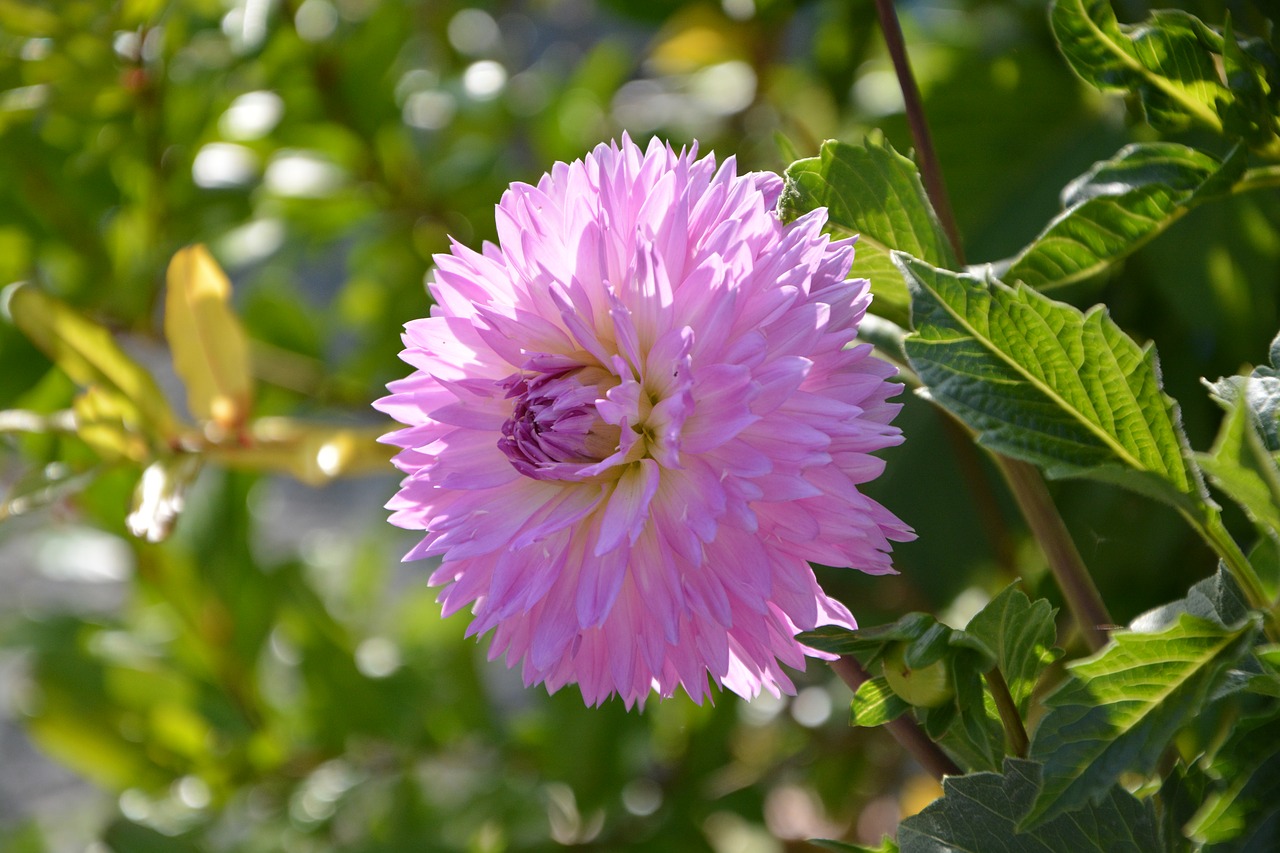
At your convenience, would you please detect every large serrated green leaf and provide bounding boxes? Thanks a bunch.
[900,254,1209,516]
[780,137,957,327]
[966,585,1060,718]
[1025,612,1259,827]
[898,758,1163,853]
[999,143,1244,290]
[1051,0,1227,133]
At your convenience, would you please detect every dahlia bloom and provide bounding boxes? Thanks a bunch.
[377,136,912,708]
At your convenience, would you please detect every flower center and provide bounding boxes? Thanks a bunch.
[498,360,621,480]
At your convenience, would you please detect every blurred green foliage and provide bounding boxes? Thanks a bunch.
[2,0,1280,850]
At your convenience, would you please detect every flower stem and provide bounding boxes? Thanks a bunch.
[983,667,1028,758]
[996,456,1112,652]
[829,656,962,781]
[871,0,963,264]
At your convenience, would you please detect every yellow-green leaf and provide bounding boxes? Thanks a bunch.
[164,245,254,432]
[2,281,178,442]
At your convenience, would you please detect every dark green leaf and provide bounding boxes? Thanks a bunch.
[800,613,995,671]
[1218,14,1280,150]
[939,662,1004,772]
[999,144,1245,290]
[1050,0,1227,133]
[966,584,1061,717]
[900,254,1209,516]
[780,137,957,327]
[898,758,1163,853]
[1026,612,1259,826]
[1187,717,1280,847]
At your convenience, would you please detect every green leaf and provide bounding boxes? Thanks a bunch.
[800,613,995,672]
[1050,0,1227,134]
[898,758,1163,853]
[1187,717,1280,847]
[780,137,958,327]
[1207,331,1280,451]
[965,584,1061,717]
[802,615,1003,772]
[1,282,178,443]
[900,254,1209,516]
[850,676,910,727]
[1219,14,1280,150]
[1026,611,1259,826]
[1196,400,1280,559]
[938,660,1004,772]
[998,143,1245,291]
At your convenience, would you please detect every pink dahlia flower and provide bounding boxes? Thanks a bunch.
[377,136,913,708]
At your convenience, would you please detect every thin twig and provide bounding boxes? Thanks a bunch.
[871,0,963,263]
[829,656,962,781]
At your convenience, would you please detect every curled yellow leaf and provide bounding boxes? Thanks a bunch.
[164,245,254,434]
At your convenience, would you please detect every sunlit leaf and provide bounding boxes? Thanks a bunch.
[2,281,178,441]
[965,584,1060,717]
[898,758,1162,853]
[1025,610,1258,826]
[72,387,151,463]
[850,676,910,727]
[164,245,254,433]
[1050,0,1227,133]
[998,143,1245,290]
[780,137,957,327]
[900,254,1209,516]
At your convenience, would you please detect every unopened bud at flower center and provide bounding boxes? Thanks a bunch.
[498,361,621,480]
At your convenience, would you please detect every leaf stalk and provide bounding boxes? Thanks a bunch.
[984,667,1029,758]
[996,456,1113,652]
